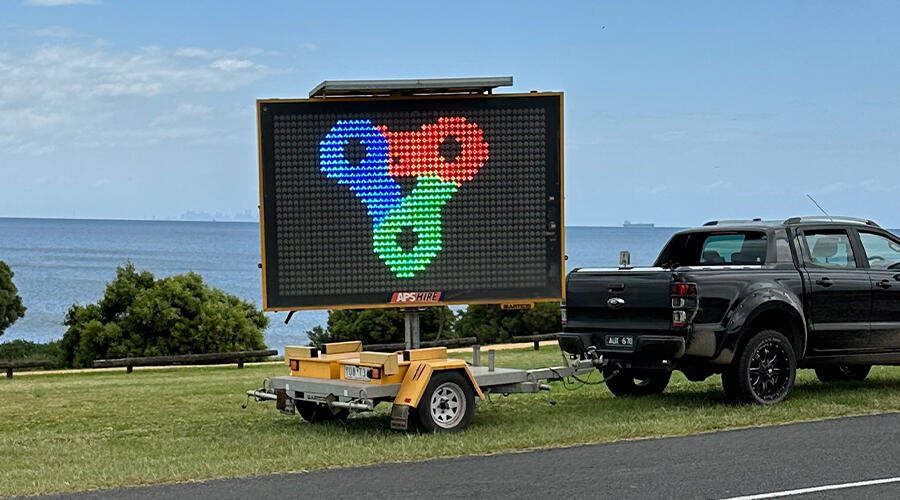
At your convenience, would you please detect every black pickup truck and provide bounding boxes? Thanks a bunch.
[558,216,900,404]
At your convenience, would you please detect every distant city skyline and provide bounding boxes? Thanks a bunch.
[1,1,898,227]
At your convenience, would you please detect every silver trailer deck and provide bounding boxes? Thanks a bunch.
[249,358,598,413]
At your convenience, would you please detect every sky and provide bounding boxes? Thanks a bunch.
[0,1,898,227]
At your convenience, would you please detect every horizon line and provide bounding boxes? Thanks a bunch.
[0,215,689,228]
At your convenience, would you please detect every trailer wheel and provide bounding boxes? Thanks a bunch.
[296,402,349,423]
[413,371,475,433]
[602,364,671,397]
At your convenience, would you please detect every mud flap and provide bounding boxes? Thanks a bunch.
[390,404,410,431]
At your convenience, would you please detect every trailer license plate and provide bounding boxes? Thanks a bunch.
[605,335,634,348]
[344,365,371,381]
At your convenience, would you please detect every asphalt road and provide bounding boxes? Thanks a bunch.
[27,413,900,500]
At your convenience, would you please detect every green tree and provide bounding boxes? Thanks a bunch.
[306,306,455,346]
[0,261,26,338]
[61,262,268,367]
[454,302,561,344]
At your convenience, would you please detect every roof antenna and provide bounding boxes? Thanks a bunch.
[806,194,833,222]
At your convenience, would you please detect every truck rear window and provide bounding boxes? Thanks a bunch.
[655,231,768,267]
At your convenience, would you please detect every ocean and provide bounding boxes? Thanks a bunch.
[0,218,680,350]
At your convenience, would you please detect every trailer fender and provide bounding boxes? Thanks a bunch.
[393,361,484,408]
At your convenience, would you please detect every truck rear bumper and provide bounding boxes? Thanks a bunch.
[557,332,686,360]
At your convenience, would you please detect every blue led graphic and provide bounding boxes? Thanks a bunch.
[319,120,402,225]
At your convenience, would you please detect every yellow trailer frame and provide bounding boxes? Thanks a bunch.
[248,340,596,432]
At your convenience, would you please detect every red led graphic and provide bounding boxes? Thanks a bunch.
[377,117,489,186]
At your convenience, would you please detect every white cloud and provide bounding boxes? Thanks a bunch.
[0,108,64,129]
[0,30,270,150]
[32,26,79,37]
[175,103,213,116]
[210,58,257,71]
[175,47,212,58]
[23,0,99,5]
[0,43,269,103]
[176,47,263,59]
[2,138,57,156]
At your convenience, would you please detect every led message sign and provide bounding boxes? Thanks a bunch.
[257,93,563,310]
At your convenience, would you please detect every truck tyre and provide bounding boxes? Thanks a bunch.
[815,365,871,382]
[722,329,796,404]
[296,402,349,423]
[602,364,671,397]
[413,371,475,433]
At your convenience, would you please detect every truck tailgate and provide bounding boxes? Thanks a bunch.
[565,267,674,332]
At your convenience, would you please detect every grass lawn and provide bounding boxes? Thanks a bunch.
[3,347,900,497]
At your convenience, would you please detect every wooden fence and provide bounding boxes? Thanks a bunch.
[511,333,559,350]
[93,349,278,373]
[0,359,51,379]
[364,337,478,352]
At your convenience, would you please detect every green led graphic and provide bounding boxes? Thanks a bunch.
[372,176,458,278]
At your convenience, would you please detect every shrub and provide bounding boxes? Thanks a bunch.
[453,302,561,345]
[0,261,26,338]
[61,262,268,368]
[0,339,65,368]
[306,307,454,346]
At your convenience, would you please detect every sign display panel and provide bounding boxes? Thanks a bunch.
[257,93,563,310]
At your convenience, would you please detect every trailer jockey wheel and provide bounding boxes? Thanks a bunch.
[296,401,349,423]
[414,371,475,433]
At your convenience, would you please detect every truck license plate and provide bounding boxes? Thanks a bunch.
[344,365,371,381]
[605,335,634,348]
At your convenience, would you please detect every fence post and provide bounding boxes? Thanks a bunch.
[237,359,244,369]
[126,365,133,374]
[472,345,481,367]
[5,367,12,379]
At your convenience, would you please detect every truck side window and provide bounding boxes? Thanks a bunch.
[804,231,856,269]
[858,232,900,270]
[697,232,767,265]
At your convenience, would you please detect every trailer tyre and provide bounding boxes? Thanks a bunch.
[413,371,475,433]
[602,363,671,397]
[296,401,349,423]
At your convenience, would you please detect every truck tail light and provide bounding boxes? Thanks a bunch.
[371,367,382,379]
[671,283,697,297]
[289,359,299,371]
[560,303,567,326]
[671,282,696,327]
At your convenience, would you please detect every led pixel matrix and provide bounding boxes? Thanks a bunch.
[258,93,563,310]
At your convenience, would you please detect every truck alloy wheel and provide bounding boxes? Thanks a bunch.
[723,329,796,404]
[414,371,475,433]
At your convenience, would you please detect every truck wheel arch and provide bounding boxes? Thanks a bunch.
[718,290,807,363]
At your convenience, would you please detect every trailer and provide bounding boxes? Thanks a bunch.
[249,77,577,431]
[247,340,598,432]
